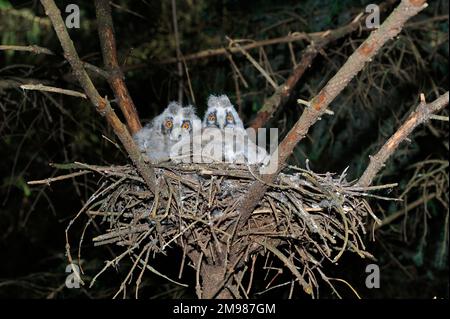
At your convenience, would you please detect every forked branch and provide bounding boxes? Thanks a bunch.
[358,92,449,187]
[236,0,429,228]
[94,0,142,134]
[249,0,397,129]
[40,0,156,193]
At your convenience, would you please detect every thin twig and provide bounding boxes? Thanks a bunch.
[20,84,87,99]
[375,193,437,230]
[0,44,54,55]
[253,238,312,295]
[27,170,90,185]
[227,37,278,90]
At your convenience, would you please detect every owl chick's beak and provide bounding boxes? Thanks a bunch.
[169,128,182,141]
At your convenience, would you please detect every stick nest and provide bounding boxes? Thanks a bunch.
[67,162,383,298]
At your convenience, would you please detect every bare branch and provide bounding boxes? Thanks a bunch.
[40,0,156,193]
[157,0,401,65]
[0,43,111,80]
[27,170,90,185]
[159,33,314,64]
[249,0,398,129]
[171,0,184,104]
[83,62,110,79]
[358,92,449,187]
[0,78,51,90]
[375,193,437,230]
[249,44,319,129]
[0,44,54,55]
[20,83,87,99]
[94,0,142,134]
[228,37,278,90]
[235,0,429,229]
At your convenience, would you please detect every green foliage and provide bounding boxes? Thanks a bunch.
[2,176,31,197]
[434,225,448,270]
[0,0,11,9]
[26,20,41,44]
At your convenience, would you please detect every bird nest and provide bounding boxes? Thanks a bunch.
[66,162,384,298]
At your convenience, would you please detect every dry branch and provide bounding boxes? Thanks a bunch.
[0,43,111,80]
[157,1,404,66]
[20,84,87,99]
[39,0,156,193]
[27,170,90,185]
[249,44,318,129]
[0,77,52,90]
[236,0,428,229]
[170,0,184,103]
[228,37,278,91]
[375,193,437,230]
[0,44,54,55]
[358,92,449,187]
[159,32,316,64]
[94,0,142,134]
[249,0,397,129]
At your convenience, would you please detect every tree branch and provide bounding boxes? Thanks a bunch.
[0,43,111,80]
[249,0,397,130]
[157,1,404,66]
[249,44,318,129]
[235,0,429,229]
[0,44,54,55]
[375,193,437,230]
[94,0,142,134]
[159,32,315,64]
[171,0,184,104]
[20,83,87,99]
[358,92,449,187]
[40,0,156,193]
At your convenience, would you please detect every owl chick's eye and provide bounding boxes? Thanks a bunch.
[164,119,173,129]
[226,112,234,123]
[207,113,216,122]
[181,121,191,130]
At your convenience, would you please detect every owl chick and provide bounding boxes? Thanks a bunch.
[202,94,269,165]
[168,104,202,163]
[134,102,200,164]
[203,94,244,130]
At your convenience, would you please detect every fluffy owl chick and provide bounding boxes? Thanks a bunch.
[202,94,242,163]
[202,94,268,164]
[134,102,200,164]
[203,94,244,130]
[134,127,169,163]
[168,105,202,163]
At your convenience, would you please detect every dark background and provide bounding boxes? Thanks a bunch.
[0,0,448,298]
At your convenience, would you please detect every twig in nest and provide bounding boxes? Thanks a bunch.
[27,170,90,185]
[253,238,312,295]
